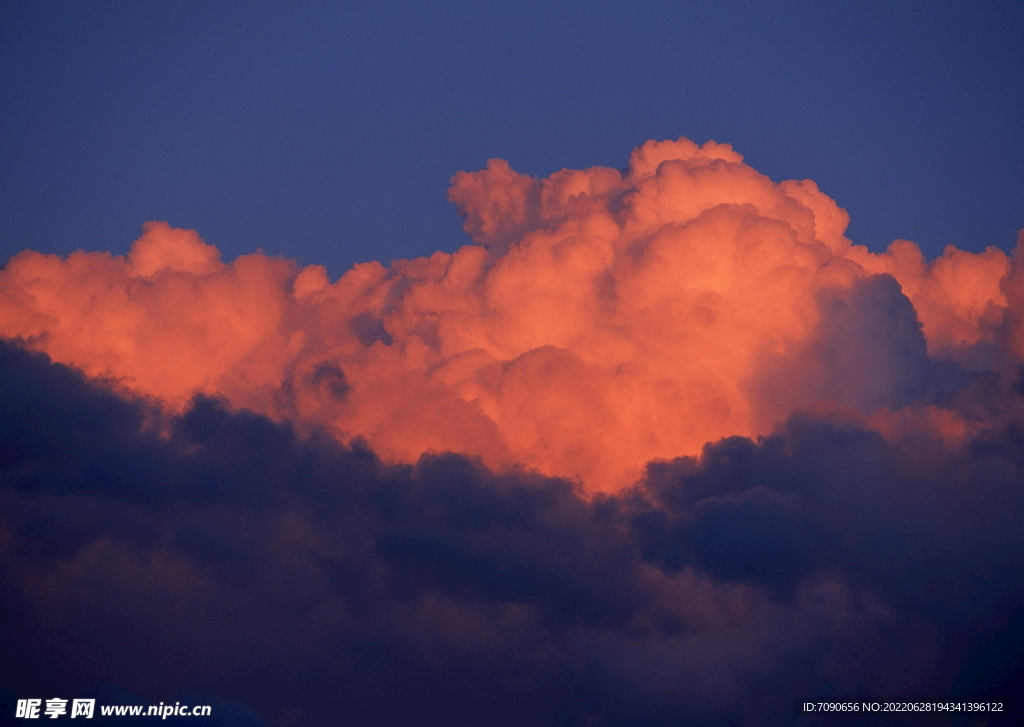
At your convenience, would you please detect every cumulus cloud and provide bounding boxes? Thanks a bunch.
[0,342,1022,726]
[2,137,1024,723]
[3,138,1019,491]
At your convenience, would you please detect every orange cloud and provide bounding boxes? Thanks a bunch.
[2,138,1020,491]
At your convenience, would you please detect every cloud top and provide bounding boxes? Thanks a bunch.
[1,137,1019,490]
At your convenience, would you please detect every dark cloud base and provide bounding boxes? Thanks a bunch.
[1,340,1022,726]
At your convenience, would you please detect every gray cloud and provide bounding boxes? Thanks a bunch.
[1,340,1022,726]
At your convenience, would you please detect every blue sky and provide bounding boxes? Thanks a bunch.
[2,1,1022,277]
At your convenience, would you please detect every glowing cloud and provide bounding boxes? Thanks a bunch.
[1,138,1019,490]
[3,139,1024,722]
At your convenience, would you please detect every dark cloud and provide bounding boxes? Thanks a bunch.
[1,340,1022,726]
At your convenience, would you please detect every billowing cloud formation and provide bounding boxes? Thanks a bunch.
[3,138,1024,724]
[1,342,1022,726]
[3,137,1019,491]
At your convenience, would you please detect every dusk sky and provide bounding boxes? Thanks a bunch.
[2,1,1022,274]
[2,3,1024,726]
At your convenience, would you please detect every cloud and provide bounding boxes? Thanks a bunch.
[1,340,1023,725]
[3,138,1020,491]
[2,137,1024,723]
